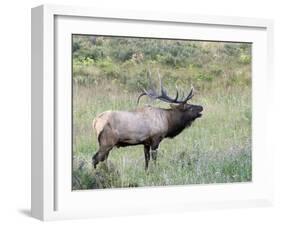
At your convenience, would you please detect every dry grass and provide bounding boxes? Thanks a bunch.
[72,77,251,190]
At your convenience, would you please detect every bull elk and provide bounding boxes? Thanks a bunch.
[92,72,203,170]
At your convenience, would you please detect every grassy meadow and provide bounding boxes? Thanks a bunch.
[72,36,252,190]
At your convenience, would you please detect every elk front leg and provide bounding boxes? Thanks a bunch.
[151,136,161,162]
[144,145,150,170]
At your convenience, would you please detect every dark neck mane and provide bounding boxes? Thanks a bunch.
[165,109,193,138]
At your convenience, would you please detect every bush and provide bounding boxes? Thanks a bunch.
[73,57,94,66]
[72,161,122,190]
[95,58,121,79]
[72,35,251,91]
[239,54,251,64]
[196,73,213,82]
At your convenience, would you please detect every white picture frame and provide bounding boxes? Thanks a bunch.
[31,4,274,221]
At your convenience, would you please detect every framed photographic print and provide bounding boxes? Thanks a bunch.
[31,4,274,220]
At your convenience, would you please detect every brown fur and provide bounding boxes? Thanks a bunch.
[92,103,203,170]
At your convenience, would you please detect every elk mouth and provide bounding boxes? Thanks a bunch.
[190,111,203,121]
[197,113,203,118]
[196,107,203,118]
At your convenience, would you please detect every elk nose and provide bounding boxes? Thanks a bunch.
[198,106,203,112]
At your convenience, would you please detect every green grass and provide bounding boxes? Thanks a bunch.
[72,78,251,190]
[72,37,252,190]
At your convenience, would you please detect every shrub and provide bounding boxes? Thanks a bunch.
[95,58,121,79]
[73,57,94,66]
[196,73,213,82]
[239,54,251,64]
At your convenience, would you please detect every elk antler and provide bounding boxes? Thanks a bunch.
[137,71,194,105]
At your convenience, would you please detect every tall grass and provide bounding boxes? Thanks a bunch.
[72,37,251,190]
[72,77,251,190]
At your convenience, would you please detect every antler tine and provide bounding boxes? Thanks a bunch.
[188,86,194,99]
[157,70,192,104]
[182,86,194,103]
[137,91,147,105]
[137,88,153,105]
[158,71,174,100]
[157,71,175,103]
[174,86,179,102]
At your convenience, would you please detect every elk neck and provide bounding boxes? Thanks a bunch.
[165,109,193,138]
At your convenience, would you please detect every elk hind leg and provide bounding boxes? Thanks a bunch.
[92,124,117,168]
[151,150,157,161]
[92,145,113,168]
[151,137,161,162]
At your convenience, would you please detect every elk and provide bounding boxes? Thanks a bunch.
[92,73,203,170]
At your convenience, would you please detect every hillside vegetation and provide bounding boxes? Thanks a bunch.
[72,35,251,190]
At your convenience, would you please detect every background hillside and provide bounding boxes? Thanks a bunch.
[72,35,252,190]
